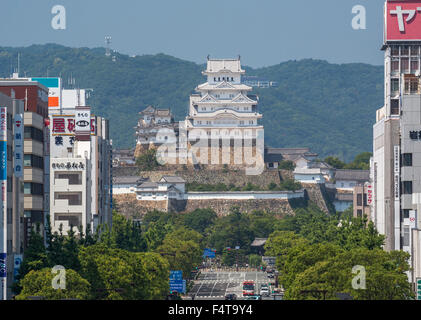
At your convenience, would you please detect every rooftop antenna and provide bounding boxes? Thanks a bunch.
[17,52,20,77]
[105,36,112,57]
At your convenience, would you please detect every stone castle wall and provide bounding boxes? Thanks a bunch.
[182,198,294,217]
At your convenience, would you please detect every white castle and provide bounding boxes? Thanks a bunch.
[184,57,264,142]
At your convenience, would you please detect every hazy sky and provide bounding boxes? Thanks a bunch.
[1,0,386,67]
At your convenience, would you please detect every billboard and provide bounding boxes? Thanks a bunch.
[51,114,96,136]
[31,77,61,109]
[385,1,421,42]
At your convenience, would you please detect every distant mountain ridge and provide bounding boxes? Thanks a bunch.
[0,44,384,161]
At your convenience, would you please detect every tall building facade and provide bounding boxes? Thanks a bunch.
[0,92,25,300]
[372,0,421,286]
[45,85,112,235]
[0,76,49,248]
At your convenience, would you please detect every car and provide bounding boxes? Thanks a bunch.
[260,285,270,297]
[225,293,237,300]
[244,295,262,300]
[267,273,275,279]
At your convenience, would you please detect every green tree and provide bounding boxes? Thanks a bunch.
[136,148,161,171]
[286,248,413,300]
[278,160,296,171]
[248,254,262,268]
[13,224,48,294]
[15,268,90,300]
[264,231,309,271]
[324,156,346,169]
[78,244,153,300]
[156,230,202,278]
[182,208,217,234]
[136,252,170,299]
[207,207,254,253]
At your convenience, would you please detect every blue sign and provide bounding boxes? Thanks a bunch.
[203,248,216,258]
[13,254,22,280]
[0,253,6,278]
[170,270,183,281]
[0,141,6,180]
[170,279,186,294]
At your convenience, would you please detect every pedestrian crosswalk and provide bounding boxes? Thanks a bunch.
[196,280,269,284]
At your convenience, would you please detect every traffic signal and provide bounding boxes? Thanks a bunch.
[417,278,421,300]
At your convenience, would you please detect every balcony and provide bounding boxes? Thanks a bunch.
[53,199,83,213]
[53,178,84,192]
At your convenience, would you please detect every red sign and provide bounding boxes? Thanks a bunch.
[367,185,373,205]
[51,115,96,136]
[386,1,421,41]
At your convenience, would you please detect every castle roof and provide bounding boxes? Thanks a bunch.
[205,58,245,74]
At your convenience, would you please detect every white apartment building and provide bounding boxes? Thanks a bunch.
[47,86,112,235]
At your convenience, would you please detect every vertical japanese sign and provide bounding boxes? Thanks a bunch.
[0,107,7,300]
[394,146,400,201]
[13,114,23,178]
[75,106,91,141]
[366,183,373,206]
[394,146,401,250]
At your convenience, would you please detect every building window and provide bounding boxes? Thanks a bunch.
[24,126,44,143]
[401,58,409,73]
[391,99,399,115]
[402,153,412,167]
[357,210,363,218]
[411,60,419,74]
[363,193,367,206]
[401,46,409,56]
[391,46,399,56]
[391,79,400,95]
[24,154,44,169]
[391,60,399,73]
[402,181,413,194]
[357,194,362,206]
[410,46,419,56]
[24,182,43,195]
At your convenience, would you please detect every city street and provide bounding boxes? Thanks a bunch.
[188,270,273,300]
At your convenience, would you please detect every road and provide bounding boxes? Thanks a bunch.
[188,270,274,300]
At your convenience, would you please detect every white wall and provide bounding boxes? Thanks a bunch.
[186,191,304,200]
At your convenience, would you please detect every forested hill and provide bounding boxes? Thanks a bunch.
[0,44,383,161]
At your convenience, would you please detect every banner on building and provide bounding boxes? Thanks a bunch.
[75,106,91,133]
[31,77,61,109]
[0,107,7,301]
[51,114,96,136]
[385,1,421,42]
[366,183,373,206]
[394,146,400,201]
[13,114,23,178]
